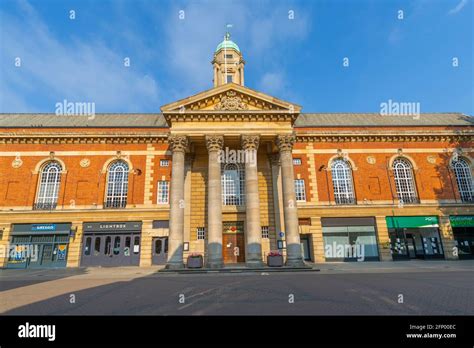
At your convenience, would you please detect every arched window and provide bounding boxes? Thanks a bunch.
[453,158,474,202]
[331,159,356,204]
[105,160,129,208]
[221,163,245,206]
[392,158,418,204]
[35,161,62,210]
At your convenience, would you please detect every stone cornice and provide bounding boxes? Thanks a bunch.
[163,110,298,124]
[0,133,168,144]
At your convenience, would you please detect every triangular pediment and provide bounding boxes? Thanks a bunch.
[161,83,301,113]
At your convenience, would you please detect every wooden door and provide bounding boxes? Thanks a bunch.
[222,234,246,263]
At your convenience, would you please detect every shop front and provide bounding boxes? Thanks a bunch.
[81,221,142,267]
[450,216,474,260]
[387,216,444,260]
[322,217,379,262]
[7,223,71,269]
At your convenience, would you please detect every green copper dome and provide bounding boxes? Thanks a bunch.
[215,33,240,53]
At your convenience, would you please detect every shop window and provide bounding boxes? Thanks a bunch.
[85,237,92,256]
[105,236,112,255]
[453,158,474,202]
[392,158,418,204]
[94,237,101,255]
[104,160,129,209]
[113,236,121,255]
[133,236,140,254]
[34,161,62,210]
[294,179,306,202]
[164,238,168,253]
[331,159,356,205]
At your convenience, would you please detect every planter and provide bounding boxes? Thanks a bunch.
[267,255,284,267]
[187,255,203,268]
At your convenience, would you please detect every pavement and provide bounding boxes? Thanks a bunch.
[1,260,473,315]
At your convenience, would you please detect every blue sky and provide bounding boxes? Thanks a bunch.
[0,0,472,114]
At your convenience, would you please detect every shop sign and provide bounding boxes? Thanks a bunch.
[386,216,439,229]
[31,224,56,232]
[450,216,474,228]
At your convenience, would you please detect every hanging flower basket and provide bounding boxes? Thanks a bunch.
[187,253,203,268]
[267,251,284,267]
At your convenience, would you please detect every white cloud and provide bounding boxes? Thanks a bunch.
[448,0,468,14]
[258,72,286,97]
[0,1,160,113]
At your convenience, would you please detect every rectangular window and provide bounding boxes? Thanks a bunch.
[225,54,233,59]
[261,226,269,239]
[157,181,169,204]
[160,159,169,167]
[226,75,233,83]
[295,179,306,202]
[197,227,206,240]
[293,158,302,165]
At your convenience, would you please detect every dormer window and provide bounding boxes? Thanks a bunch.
[225,54,233,59]
[226,75,233,83]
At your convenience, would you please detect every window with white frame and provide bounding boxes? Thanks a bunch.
[35,161,62,210]
[157,181,169,204]
[392,158,418,204]
[293,158,302,165]
[261,226,269,239]
[160,159,169,167]
[294,179,306,202]
[221,163,245,206]
[453,158,474,202]
[197,227,206,240]
[331,159,356,204]
[105,160,129,208]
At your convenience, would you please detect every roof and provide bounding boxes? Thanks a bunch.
[0,113,472,128]
[0,113,168,128]
[215,33,240,53]
[294,113,474,127]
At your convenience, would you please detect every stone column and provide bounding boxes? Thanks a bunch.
[206,135,224,268]
[242,135,264,267]
[269,153,285,254]
[166,135,188,269]
[276,134,305,267]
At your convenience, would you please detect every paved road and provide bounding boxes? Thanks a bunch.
[1,262,473,315]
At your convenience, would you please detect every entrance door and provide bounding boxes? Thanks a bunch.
[406,234,417,259]
[222,234,245,263]
[300,236,311,261]
[152,237,168,265]
[81,233,140,266]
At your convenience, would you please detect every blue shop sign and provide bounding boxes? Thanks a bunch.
[31,224,56,232]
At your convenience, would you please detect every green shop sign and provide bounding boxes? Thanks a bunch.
[386,216,439,229]
[449,216,474,228]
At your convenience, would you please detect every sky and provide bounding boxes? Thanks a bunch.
[0,0,472,115]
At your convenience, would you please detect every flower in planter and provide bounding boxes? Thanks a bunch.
[268,250,282,257]
[188,252,202,258]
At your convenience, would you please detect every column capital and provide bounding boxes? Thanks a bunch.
[276,134,296,152]
[241,135,260,151]
[168,135,188,153]
[205,135,224,152]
